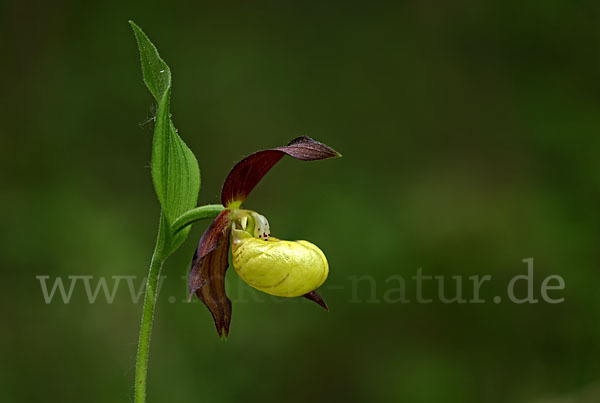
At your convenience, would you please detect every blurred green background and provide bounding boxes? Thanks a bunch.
[2,1,600,402]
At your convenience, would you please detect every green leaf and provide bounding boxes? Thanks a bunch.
[130,21,201,243]
[152,89,201,231]
[130,21,171,102]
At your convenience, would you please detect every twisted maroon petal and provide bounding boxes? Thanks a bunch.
[303,290,329,311]
[189,209,232,338]
[221,136,341,207]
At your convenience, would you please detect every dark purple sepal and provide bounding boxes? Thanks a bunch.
[221,136,340,206]
[189,209,233,337]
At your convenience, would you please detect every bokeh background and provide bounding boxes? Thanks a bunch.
[2,1,600,402]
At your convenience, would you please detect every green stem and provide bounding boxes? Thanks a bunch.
[171,204,224,234]
[134,205,224,403]
[135,214,168,403]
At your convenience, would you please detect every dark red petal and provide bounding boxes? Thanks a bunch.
[189,209,233,338]
[221,136,341,206]
[191,209,231,262]
[303,290,329,311]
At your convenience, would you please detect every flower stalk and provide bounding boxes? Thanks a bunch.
[135,207,223,403]
[134,216,167,403]
[172,204,225,235]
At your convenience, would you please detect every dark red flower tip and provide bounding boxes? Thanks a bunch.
[189,209,233,338]
[303,290,329,311]
[221,136,341,207]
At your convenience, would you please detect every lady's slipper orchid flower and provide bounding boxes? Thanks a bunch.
[189,136,340,337]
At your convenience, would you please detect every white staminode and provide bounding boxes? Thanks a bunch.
[232,210,271,243]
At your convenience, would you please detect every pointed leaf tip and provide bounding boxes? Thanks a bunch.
[130,21,171,102]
